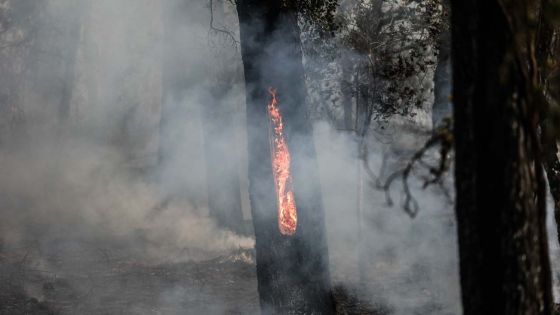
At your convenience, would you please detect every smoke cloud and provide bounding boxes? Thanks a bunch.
[4,0,557,315]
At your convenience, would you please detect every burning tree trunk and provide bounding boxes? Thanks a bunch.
[236,1,335,313]
[451,0,554,313]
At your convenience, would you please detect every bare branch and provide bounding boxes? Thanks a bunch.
[364,118,454,218]
[208,0,239,46]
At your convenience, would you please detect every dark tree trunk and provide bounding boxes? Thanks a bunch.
[236,1,335,313]
[543,127,560,246]
[451,0,554,314]
[537,0,560,248]
[341,57,355,131]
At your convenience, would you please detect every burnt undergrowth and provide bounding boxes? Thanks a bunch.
[0,243,440,314]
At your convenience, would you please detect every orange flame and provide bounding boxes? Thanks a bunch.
[267,88,297,236]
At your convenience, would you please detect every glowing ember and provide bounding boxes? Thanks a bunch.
[267,88,297,236]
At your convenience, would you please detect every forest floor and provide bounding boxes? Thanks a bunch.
[0,245,386,315]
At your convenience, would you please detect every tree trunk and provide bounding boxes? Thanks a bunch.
[200,0,245,234]
[451,0,554,314]
[58,0,86,123]
[543,127,560,246]
[432,0,451,127]
[537,0,560,248]
[236,1,335,313]
[22,0,85,136]
[341,56,355,131]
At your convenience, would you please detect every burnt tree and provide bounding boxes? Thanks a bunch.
[537,0,560,247]
[236,0,335,313]
[452,0,554,314]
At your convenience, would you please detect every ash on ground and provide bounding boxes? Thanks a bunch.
[0,244,259,315]
[0,242,405,314]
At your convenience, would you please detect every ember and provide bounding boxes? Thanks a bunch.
[267,88,297,236]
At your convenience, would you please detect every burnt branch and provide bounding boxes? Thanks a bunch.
[364,118,454,218]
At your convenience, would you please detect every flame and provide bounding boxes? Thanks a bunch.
[267,88,297,236]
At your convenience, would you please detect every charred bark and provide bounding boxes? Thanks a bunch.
[236,1,335,313]
[537,0,560,248]
[543,126,560,246]
[451,0,554,314]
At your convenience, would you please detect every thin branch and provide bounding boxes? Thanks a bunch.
[209,0,239,46]
[367,118,454,218]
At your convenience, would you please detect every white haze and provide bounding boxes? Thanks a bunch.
[1,0,253,263]
[2,0,560,314]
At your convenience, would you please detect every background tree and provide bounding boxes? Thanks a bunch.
[22,0,86,137]
[201,0,245,234]
[57,0,86,123]
[432,0,451,127]
[0,0,43,146]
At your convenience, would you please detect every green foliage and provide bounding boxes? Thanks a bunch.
[229,0,340,33]
[293,0,340,33]
[343,0,444,119]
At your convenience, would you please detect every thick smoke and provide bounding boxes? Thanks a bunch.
[1,1,257,313]
[3,0,558,314]
[1,0,253,261]
[0,0,455,313]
